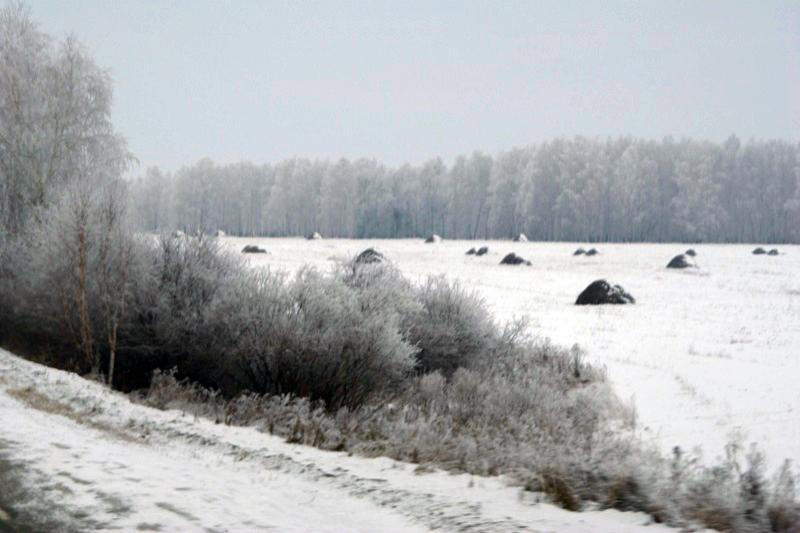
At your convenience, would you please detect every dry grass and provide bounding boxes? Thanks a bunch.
[6,387,137,443]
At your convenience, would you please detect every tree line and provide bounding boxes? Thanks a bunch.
[130,137,800,243]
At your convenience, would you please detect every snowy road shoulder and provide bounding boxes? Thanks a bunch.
[0,349,672,532]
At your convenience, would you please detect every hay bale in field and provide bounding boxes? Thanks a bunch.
[425,234,442,243]
[171,230,185,238]
[685,248,696,257]
[500,252,530,266]
[306,231,322,240]
[573,248,586,256]
[576,280,635,305]
[513,233,528,242]
[242,245,268,254]
[214,230,226,237]
[768,248,779,256]
[355,248,385,264]
[585,248,599,256]
[467,246,489,256]
[752,247,767,255]
[666,254,695,269]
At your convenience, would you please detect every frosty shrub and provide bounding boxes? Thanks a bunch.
[337,259,499,378]
[602,440,800,531]
[237,267,418,408]
[406,276,496,375]
[114,240,420,407]
[768,460,800,532]
[336,258,423,323]
[118,233,250,389]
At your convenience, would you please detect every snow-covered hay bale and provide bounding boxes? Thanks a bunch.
[475,246,489,256]
[753,247,767,255]
[573,248,586,256]
[425,234,442,243]
[465,247,476,255]
[306,231,322,240]
[513,233,528,242]
[242,245,268,254]
[171,230,185,238]
[214,230,226,237]
[585,248,599,256]
[499,252,530,266]
[355,248,385,264]
[685,248,696,257]
[768,248,780,256]
[575,279,635,305]
[666,254,695,269]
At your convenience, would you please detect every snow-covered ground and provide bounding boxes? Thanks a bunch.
[0,349,668,532]
[228,237,800,471]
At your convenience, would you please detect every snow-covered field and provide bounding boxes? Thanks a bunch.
[227,237,800,471]
[0,349,668,532]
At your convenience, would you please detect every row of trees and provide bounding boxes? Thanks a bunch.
[131,137,800,243]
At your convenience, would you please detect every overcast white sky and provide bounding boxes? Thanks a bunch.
[28,0,800,172]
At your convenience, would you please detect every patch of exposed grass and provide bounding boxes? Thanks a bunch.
[6,387,137,443]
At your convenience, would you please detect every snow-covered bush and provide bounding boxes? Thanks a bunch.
[236,267,418,408]
[109,240,418,407]
[406,276,496,375]
[117,233,248,389]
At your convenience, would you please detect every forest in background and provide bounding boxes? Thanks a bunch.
[131,137,800,243]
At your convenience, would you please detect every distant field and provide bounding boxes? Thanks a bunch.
[224,237,800,470]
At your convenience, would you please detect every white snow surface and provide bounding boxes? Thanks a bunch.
[0,349,667,532]
[229,237,800,470]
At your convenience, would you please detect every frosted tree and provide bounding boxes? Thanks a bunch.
[0,3,131,236]
[487,147,530,239]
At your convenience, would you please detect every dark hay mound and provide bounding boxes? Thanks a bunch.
[585,248,599,256]
[425,234,442,243]
[242,245,268,254]
[573,248,586,256]
[466,248,476,255]
[500,253,530,266]
[306,232,322,240]
[576,280,635,305]
[355,248,385,264]
[753,247,767,255]
[666,254,695,269]
[513,233,528,242]
[768,248,779,256]
[476,246,489,256]
[685,249,696,257]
